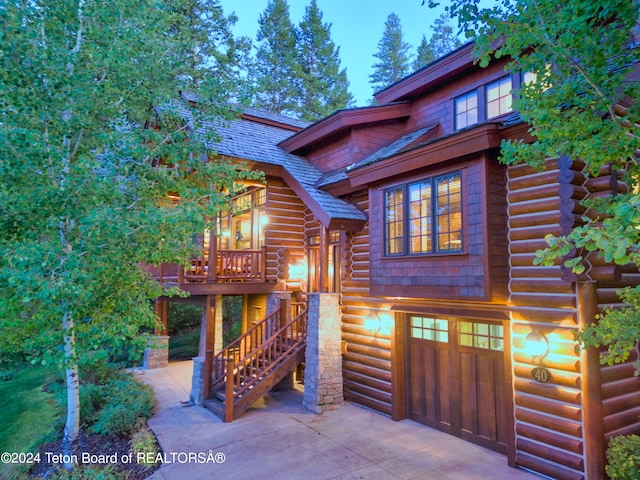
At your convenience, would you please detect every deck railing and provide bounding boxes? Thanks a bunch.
[146,247,266,285]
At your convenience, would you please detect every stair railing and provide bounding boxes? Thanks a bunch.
[209,304,284,395]
[223,307,307,422]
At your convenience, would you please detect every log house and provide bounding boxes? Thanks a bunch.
[149,42,639,479]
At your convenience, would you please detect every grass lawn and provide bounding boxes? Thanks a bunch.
[0,364,60,479]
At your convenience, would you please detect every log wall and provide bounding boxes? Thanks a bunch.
[507,158,586,480]
[265,179,306,284]
[341,190,395,416]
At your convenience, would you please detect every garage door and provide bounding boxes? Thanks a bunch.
[408,315,510,454]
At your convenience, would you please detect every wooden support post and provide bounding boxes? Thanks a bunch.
[154,298,169,336]
[579,281,605,479]
[319,226,329,293]
[204,295,214,400]
[280,298,289,329]
[224,357,235,422]
[208,219,217,282]
[390,312,406,421]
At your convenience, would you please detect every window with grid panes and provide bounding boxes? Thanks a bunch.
[486,76,513,119]
[410,316,449,343]
[384,172,462,256]
[454,90,478,130]
[459,321,504,351]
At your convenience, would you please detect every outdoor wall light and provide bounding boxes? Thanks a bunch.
[287,259,307,282]
[524,329,550,364]
[364,312,393,336]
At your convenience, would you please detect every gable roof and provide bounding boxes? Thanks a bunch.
[183,107,367,230]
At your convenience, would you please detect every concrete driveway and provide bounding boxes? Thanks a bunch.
[136,361,540,480]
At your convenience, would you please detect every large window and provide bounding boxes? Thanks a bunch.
[384,171,462,256]
[486,76,513,119]
[218,188,267,250]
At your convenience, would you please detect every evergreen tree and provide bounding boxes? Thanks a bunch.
[413,35,436,71]
[252,0,301,115]
[428,12,462,59]
[369,13,413,94]
[296,0,353,121]
[167,0,253,101]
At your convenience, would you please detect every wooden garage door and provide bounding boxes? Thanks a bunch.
[408,315,509,454]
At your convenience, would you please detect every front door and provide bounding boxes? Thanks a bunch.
[407,315,509,454]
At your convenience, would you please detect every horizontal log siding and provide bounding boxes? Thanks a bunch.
[341,191,394,416]
[507,159,585,480]
[266,180,306,283]
[591,165,640,442]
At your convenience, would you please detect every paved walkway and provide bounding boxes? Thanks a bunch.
[135,361,540,480]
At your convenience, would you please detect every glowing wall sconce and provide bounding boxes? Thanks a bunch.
[524,329,550,364]
[364,311,393,336]
[288,258,308,282]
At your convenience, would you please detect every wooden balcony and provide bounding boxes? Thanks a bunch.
[147,248,268,290]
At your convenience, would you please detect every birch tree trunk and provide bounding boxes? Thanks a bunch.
[61,309,79,470]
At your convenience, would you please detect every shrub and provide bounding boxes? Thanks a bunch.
[606,435,640,480]
[92,376,154,436]
[131,422,160,468]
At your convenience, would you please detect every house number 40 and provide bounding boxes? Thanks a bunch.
[531,367,553,384]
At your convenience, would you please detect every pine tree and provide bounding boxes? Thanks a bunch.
[166,0,252,100]
[252,0,301,115]
[369,13,413,94]
[296,0,353,121]
[428,12,462,59]
[413,35,436,71]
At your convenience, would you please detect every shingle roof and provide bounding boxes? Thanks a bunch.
[183,107,366,226]
[348,124,439,172]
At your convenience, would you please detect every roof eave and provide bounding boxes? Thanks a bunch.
[374,43,477,105]
[278,102,413,154]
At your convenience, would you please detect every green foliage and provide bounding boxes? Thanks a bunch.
[89,376,155,436]
[606,435,640,480]
[48,464,121,480]
[296,0,353,121]
[444,0,640,368]
[131,423,160,468]
[168,303,203,334]
[413,12,463,72]
[370,13,413,93]
[413,35,436,72]
[252,0,301,115]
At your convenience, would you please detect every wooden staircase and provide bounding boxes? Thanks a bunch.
[203,303,307,421]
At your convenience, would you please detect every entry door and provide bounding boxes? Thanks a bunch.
[407,315,509,454]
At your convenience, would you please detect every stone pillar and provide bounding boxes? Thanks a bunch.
[143,335,169,369]
[190,357,205,406]
[303,293,343,414]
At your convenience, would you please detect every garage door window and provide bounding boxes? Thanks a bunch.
[459,321,503,351]
[410,316,449,343]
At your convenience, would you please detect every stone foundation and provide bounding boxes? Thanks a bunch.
[143,335,169,369]
[303,293,343,414]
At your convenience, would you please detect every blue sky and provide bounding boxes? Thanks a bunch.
[217,1,485,106]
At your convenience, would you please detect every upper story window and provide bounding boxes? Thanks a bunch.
[454,90,478,130]
[486,76,513,119]
[384,171,462,257]
[454,75,514,131]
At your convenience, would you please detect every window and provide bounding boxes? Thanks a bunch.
[384,171,462,256]
[459,321,504,351]
[218,188,267,250]
[454,90,478,130]
[410,316,449,343]
[486,76,513,119]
